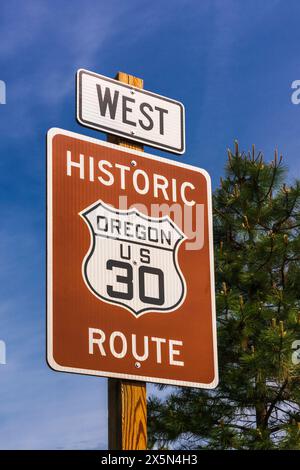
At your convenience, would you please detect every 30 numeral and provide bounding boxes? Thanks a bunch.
[106,260,165,305]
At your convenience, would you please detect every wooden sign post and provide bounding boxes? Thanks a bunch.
[107,72,147,451]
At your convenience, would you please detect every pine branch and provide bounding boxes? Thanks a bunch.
[264,379,289,427]
[258,152,280,204]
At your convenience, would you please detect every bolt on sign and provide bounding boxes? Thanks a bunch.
[76,69,185,154]
[47,128,218,388]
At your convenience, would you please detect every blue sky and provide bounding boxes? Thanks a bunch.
[0,0,300,449]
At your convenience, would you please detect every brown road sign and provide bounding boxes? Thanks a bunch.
[47,128,218,388]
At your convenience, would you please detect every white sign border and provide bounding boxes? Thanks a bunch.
[47,127,218,389]
[76,69,186,155]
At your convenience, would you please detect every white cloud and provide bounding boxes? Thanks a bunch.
[0,371,108,449]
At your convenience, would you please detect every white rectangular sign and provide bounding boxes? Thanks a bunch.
[76,69,185,154]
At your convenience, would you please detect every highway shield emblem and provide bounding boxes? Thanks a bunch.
[80,200,187,316]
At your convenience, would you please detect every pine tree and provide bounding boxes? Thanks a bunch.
[148,143,300,450]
